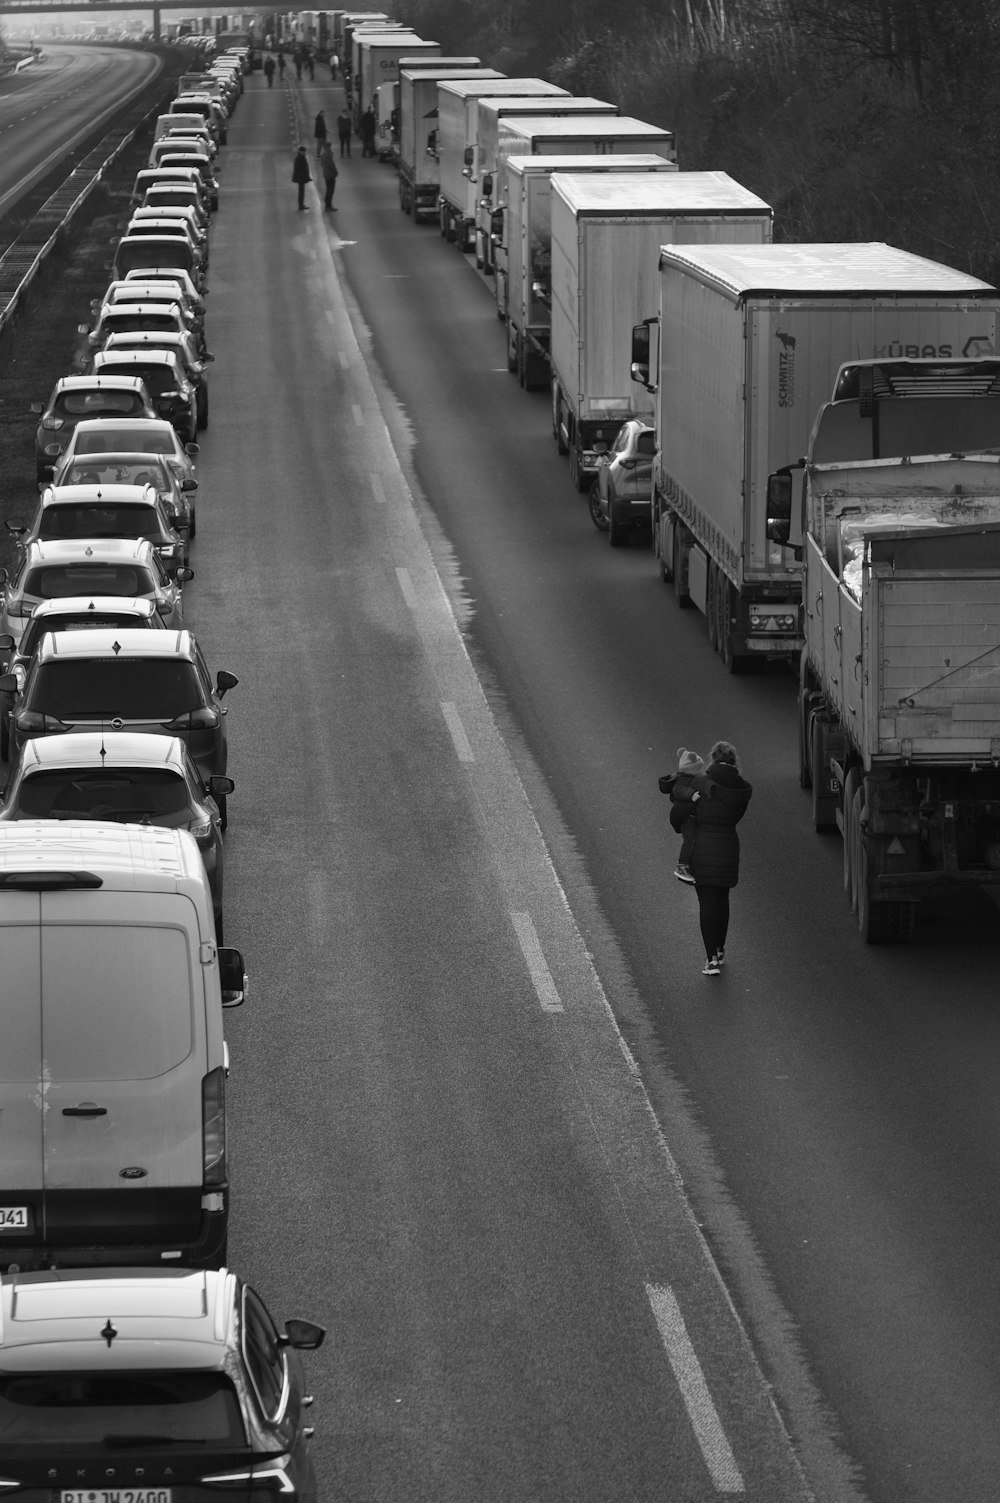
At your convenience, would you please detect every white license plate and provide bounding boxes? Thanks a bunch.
[61,1492,172,1503]
[0,1206,28,1230]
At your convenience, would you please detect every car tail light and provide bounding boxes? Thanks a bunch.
[164,705,219,730]
[202,1065,226,1186]
[14,709,68,733]
[189,816,213,846]
[620,458,637,470]
[40,415,64,431]
[200,1457,295,1493]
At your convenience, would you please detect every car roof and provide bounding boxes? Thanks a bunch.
[17,730,189,774]
[71,417,179,439]
[26,595,159,622]
[49,375,148,396]
[94,349,183,370]
[33,627,194,663]
[59,450,174,471]
[40,483,157,506]
[22,537,158,564]
[0,827,211,925]
[102,331,193,353]
[98,301,184,318]
[107,279,186,296]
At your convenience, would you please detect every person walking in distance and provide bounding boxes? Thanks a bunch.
[292,144,312,209]
[263,54,275,87]
[669,740,752,976]
[314,109,328,153]
[277,51,286,79]
[337,105,352,158]
[318,139,339,210]
[361,104,377,157]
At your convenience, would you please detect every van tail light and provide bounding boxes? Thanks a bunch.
[202,1066,226,1186]
[200,1457,295,1493]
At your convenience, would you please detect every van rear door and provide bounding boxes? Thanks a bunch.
[0,893,45,1255]
[40,890,208,1250]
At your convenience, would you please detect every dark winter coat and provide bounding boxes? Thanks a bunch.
[660,770,701,830]
[292,151,312,184]
[681,763,752,888]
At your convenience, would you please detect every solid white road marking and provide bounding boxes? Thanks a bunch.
[440,701,473,763]
[646,1284,745,1493]
[369,471,386,505]
[511,911,563,1013]
[352,402,364,426]
[395,566,418,611]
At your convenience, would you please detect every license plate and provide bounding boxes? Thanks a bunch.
[61,1492,172,1503]
[0,1207,28,1231]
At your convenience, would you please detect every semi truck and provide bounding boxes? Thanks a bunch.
[632,242,1000,672]
[551,173,773,493]
[398,64,500,219]
[497,153,677,388]
[769,358,1000,942]
[471,97,619,272]
[434,77,569,248]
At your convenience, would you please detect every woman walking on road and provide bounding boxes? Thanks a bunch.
[668,739,752,976]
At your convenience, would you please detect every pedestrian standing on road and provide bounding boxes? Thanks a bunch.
[263,55,275,87]
[318,139,339,209]
[337,106,352,157]
[314,109,328,153]
[668,739,752,976]
[361,105,376,157]
[277,51,286,78]
[306,52,315,80]
[294,52,303,80]
[330,52,339,81]
[292,144,312,209]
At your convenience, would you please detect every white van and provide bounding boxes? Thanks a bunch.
[0,821,245,1271]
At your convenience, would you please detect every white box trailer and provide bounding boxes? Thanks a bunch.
[356,30,439,116]
[550,172,773,492]
[492,115,678,313]
[638,241,1000,671]
[399,65,501,219]
[500,154,677,386]
[436,77,569,248]
[472,97,618,272]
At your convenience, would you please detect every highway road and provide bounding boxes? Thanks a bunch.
[0,43,162,215]
[6,54,1000,1503]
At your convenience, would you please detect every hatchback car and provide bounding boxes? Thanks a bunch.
[55,448,196,538]
[0,538,190,650]
[92,277,205,342]
[141,184,211,233]
[82,300,193,368]
[112,232,206,290]
[3,628,237,782]
[53,415,199,493]
[130,165,213,216]
[588,419,656,546]
[153,153,220,211]
[92,348,199,442]
[32,375,156,482]
[0,1266,324,1502]
[0,732,234,925]
[130,205,210,261]
[0,595,164,760]
[6,482,188,572]
[99,329,213,429]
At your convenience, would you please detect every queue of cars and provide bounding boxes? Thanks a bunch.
[0,46,325,1499]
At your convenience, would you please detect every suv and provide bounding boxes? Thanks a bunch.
[32,375,156,482]
[0,537,190,651]
[53,415,199,492]
[99,329,213,428]
[3,627,237,784]
[0,1268,323,1498]
[588,419,656,546]
[54,447,196,539]
[92,349,199,442]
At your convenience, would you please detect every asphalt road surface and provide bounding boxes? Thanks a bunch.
[11,54,1000,1503]
[0,43,163,215]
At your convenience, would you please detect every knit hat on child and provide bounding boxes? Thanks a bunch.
[677,747,704,773]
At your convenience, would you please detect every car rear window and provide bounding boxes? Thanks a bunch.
[25,566,146,598]
[117,242,194,274]
[106,367,173,396]
[30,659,202,721]
[63,460,168,488]
[38,505,161,542]
[103,314,179,333]
[0,1371,246,1446]
[74,428,173,456]
[637,431,656,456]
[16,768,192,821]
[54,392,144,418]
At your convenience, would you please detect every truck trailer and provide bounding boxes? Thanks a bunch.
[354,30,439,126]
[633,242,1000,672]
[435,77,569,248]
[773,358,1000,941]
[551,173,772,493]
[398,65,501,219]
[498,153,677,388]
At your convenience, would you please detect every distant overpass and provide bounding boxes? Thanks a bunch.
[0,0,277,42]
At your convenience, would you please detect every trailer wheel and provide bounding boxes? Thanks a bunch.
[569,443,589,493]
[672,530,691,608]
[842,768,860,896]
[706,561,719,651]
[798,654,815,790]
[654,510,672,583]
[811,717,838,832]
[553,385,569,454]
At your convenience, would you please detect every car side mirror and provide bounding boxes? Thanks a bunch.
[185,441,200,454]
[0,674,17,693]
[765,464,804,557]
[29,402,42,415]
[218,945,246,1006]
[215,669,239,698]
[282,1319,326,1351]
[182,478,198,491]
[175,566,194,582]
[0,570,8,586]
[0,634,14,653]
[5,520,24,535]
[208,774,235,798]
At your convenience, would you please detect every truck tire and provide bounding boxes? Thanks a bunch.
[569,443,589,493]
[706,561,719,651]
[654,510,672,583]
[798,654,815,789]
[811,716,838,832]
[842,768,861,895]
[672,530,691,608]
[553,384,569,454]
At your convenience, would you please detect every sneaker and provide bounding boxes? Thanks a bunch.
[702,957,721,976]
[714,947,725,968]
[674,864,695,884]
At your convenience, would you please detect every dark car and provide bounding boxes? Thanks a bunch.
[588,419,656,546]
[0,731,233,931]
[92,349,199,443]
[54,448,196,539]
[0,594,164,761]
[6,483,188,572]
[32,375,157,482]
[98,330,213,430]
[0,1266,324,1502]
[3,628,237,791]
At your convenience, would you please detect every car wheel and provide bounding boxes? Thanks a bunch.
[607,508,626,547]
[197,390,208,430]
[589,481,608,532]
[217,791,227,832]
[189,509,197,540]
[0,713,9,764]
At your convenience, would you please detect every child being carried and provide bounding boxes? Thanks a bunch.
[658,747,705,884]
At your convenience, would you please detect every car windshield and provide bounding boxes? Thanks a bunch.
[0,1371,246,1447]
[37,505,162,542]
[14,767,193,820]
[636,431,656,456]
[54,392,144,418]
[29,660,202,720]
[24,565,149,598]
[20,614,153,657]
[74,429,174,456]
